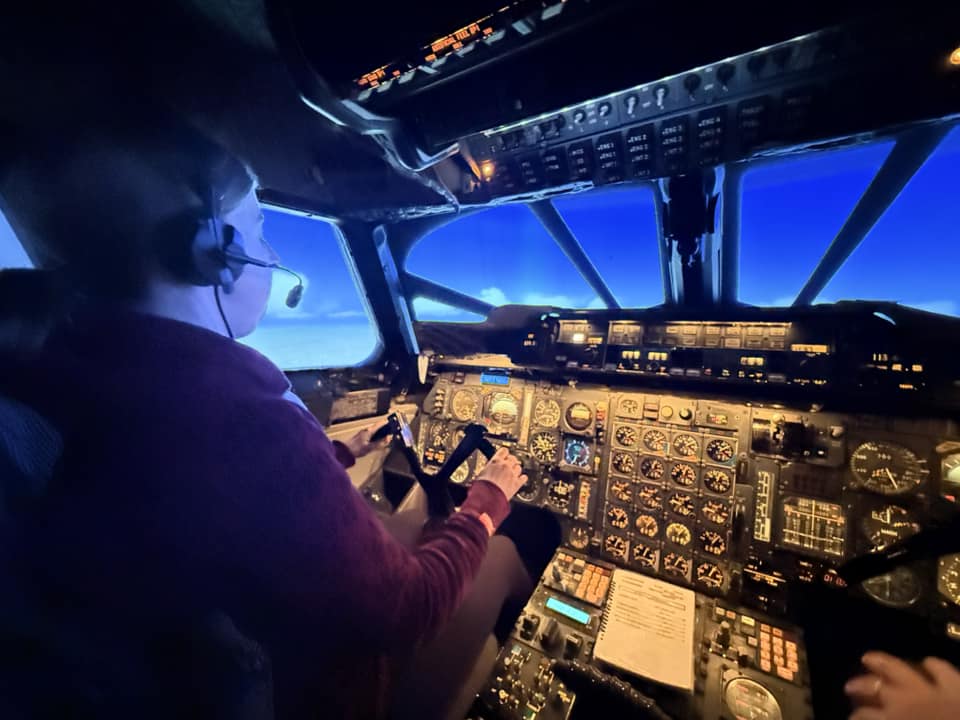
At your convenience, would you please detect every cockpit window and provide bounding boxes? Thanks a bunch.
[406,203,601,321]
[240,209,381,369]
[0,209,33,268]
[817,124,960,316]
[552,186,662,308]
[738,140,894,306]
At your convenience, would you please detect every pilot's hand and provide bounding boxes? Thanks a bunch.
[845,651,960,720]
[475,447,527,502]
[343,423,391,460]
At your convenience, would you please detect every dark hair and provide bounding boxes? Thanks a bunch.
[0,111,256,302]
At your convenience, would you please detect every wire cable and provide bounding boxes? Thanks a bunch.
[214,285,234,339]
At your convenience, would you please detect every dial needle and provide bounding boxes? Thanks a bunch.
[885,467,899,489]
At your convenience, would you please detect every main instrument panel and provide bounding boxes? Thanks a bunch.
[419,367,960,618]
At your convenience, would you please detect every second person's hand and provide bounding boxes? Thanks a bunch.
[475,447,527,502]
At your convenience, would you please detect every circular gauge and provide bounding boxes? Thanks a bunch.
[861,505,920,551]
[706,438,735,463]
[700,529,727,556]
[643,429,669,454]
[633,544,658,570]
[619,397,640,417]
[635,514,659,538]
[668,491,696,518]
[851,441,926,496]
[607,505,630,530]
[451,390,479,422]
[672,434,701,458]
[615,425,639,448]
[565,402,593,431]
[547,478,576,510]
[663,552,690,580]
[637,484,663,511]
[609,478,633,504]
[563,438,592,469]
[862,567,922,608]
[943,454,960,492]
[530,432,559,464]
[450,463,470,484]
[702,499,731,526]
[639,457,665,481]
[452,427,466,446]
[516,475,540,502]
[938,554,960,605]
[724,678,783,720]
[696,562,725,590]
[569,526,590,550]
[612,451,635,476]
[533,399,561,428]
[604,534,628,560]
[704,468,733,494]
[671,463,697,487]
[488,394,519,429]
[472,452,488,479]
[430,424,450,448]
[666,522,692,547]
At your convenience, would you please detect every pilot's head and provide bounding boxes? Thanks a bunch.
[0,111,277,338]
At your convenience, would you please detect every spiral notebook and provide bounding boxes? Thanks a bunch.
[593,568,696,691]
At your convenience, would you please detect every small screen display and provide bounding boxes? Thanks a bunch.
[779,496,846,558]
[480,372,509,386]
[546,596,590,625]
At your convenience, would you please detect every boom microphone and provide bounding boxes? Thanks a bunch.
[225,251,305,308]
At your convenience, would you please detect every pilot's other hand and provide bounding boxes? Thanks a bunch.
[343,423,391,460]
[845,651,960,720]
[475,447,527,502]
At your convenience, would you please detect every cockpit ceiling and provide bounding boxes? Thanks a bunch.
[3,4,959,222]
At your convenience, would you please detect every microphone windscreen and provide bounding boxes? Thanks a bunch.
[286,283,305,308]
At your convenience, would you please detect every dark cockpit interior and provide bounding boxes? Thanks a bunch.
[2,2,960,719]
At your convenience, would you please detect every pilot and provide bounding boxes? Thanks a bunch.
[0,112,532,719]
[845,652,960,720]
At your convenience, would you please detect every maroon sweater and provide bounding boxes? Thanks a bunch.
[2,310,510,717]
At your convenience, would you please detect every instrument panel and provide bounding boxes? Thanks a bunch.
[419,367,960,625]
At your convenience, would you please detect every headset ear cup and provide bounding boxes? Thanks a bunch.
[220,224,247,292]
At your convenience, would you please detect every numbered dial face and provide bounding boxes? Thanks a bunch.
[609,479,633,504]
[702,499,731,526]
[565,402,593,431]
[706,438,735,463]
[861,505,920,551]
[618,397,640,418]
[700,529,727,556]
[635,514,659,538]
[563,438,592,469]
[668,492,696,517]
[640,457,665,480]
[516,476,540,502]
[696,562,725,590]
[450,463,470,484]
[533,399,561,428]
[547,479,576,510]
[430,424,450,448]
[606,505,630,530]
[604,534,628,560]
[637,484,663,511]
[862,568,922,608]
[671,463,697,487]
[530,432,559,464]
[615,425,639,448]
[451,390,479,422]
[632,544,658,569]
[672,434,700,458]
[938,555,960,605]
[666,522,693,547]
[488,395,519,429]
[851,442,926,496]
[611,451,636,476]
[568,526,590,550]
[704,468,733,494]
[643,429,669,453]
[663,552,690,580]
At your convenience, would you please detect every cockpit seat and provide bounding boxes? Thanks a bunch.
[0,394,274,719]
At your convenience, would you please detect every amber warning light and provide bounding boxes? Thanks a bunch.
[480,161,495,181]
[951,46,960,66]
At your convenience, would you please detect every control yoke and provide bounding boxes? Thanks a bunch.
[373,413,496,518]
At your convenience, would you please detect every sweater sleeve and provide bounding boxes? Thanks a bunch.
[224,395,511,652]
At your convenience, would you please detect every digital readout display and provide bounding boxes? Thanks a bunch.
[545,596,590,625]
[480,372,510,386]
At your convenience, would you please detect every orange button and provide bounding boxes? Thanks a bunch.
[787,659,800,672]
[772,628,783,638]
[726,610,737,620]
[776,666,795,682]
[760,649,771,662]
[761,660,773,673]
[760,624,771,633]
